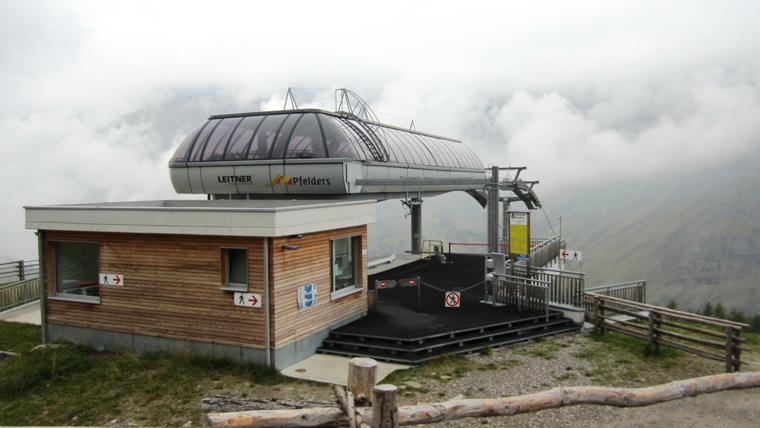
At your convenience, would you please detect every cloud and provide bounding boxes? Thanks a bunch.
[455,66,760,202]
[2,0,760,260]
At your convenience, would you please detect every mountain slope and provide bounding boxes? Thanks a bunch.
[558,153,760,313]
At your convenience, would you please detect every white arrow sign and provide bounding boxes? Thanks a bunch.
[560,250,583,261]
[99,273,124,286]
[234,292,262,308]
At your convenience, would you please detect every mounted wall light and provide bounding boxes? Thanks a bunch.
[282,245,299,251]
[290,234,304,239]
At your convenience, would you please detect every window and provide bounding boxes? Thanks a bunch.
[52,241,99,301]
[331,236,360,299]
[223,248,247,291]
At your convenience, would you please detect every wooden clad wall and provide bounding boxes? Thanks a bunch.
[42,225,368,353]
[269,226,367,350]
[44,230,267,348]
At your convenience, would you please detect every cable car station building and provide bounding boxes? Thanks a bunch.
[26,199,374,369]
[25,102,555,368]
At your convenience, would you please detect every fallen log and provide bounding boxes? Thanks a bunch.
[201,395,337,413]
[204,371,760,427]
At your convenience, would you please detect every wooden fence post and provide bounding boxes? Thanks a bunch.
[371,384,398,428]
[647,310,656,355]
[348,357,377,406]
[646,310,661,355]
[593,295,603,335]
[733,328,742,372]
[725,326,739,373]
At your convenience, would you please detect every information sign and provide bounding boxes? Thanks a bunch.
[509,212,530,257]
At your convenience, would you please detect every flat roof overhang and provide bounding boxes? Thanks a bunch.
[25,199,376,237]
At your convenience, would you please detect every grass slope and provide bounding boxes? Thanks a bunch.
[2,321,757,426]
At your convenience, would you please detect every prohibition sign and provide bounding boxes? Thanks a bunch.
[445,291,461,308]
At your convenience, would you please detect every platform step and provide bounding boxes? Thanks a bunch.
[317,317,580,364]
[323,317,573,353]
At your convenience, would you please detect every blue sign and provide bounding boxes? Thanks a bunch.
[517,254,529,261]
[297,283,317,310]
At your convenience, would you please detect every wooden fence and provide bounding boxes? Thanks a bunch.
[584,293,748,372]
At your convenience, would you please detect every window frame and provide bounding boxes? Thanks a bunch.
[49,240,100,304]
[330,235,362,300]
[221,247,248,291]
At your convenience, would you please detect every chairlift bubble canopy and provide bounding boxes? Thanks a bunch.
[169,109,486,200]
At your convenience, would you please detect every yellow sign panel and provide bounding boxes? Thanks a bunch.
[509,212,530,256]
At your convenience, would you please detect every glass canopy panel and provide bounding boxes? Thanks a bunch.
[343,118,378,159]
[401,133,430,166]
[225,116,265,160]
[188,119,222,162]
[447,142,468,167]
[429,138,461,168]
[386,129,422,165]
[415,134,440,166]
[170,111,484,168]
[270,114,299,159]
[382,141,404,164]
[401,132,437,166]
[376,129,406,164]
[203,118,242,161]
[246,114,288,160]
[456,144,478,169]
[171,122,207,163]
[285,113,326,159]
[409,134,450,167]
[321,116,363,159]
[383,128,415,165]
[450,144,476,169]
[457,143,483,169]
[440,138,465,168]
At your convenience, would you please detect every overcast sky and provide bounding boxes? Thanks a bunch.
[2,0,760,261]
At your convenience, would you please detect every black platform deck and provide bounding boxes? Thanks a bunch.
[317,254,580,363]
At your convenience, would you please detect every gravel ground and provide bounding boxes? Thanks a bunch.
[391,331,760,428]
[198,330,759,428]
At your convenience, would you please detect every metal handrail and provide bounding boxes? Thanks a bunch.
[529,235,560,254]
[585,280,646,306]
[493,273,551,320]
[0,259,39,283]
[586,280,646,293]
[0,278,42,312]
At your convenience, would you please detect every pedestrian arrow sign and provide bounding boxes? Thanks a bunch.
[559,250,583,261]
[234,292,262,308]
[99,273,123,286]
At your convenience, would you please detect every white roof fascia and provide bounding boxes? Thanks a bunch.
[25,200,376,237]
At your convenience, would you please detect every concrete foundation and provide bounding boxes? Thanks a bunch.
[47,309,366,370]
